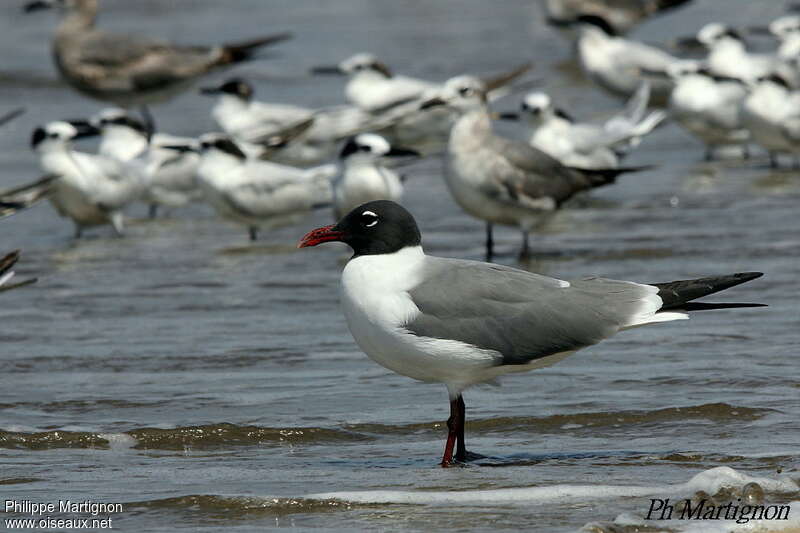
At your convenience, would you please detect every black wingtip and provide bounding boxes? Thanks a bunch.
[682,302,767,311]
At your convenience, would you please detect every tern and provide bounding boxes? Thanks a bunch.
[31,120,145,237]
[498,84,665,168]
[333,134,418,219]
[313,54,533,154]
[312,53,438,113]
[423,75,649,260]
[23,0,292,128]
[572,15,678,104]
[298,200,765,467]
[91,108,202,217]
[188,133,336,241]
[544,0,693,35]
[740,74,800,167]
[200,78,394,166]
[0,251,37,293]
[665,61,751,160]
[680,23,790,84]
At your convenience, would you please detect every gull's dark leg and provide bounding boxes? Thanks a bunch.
[704,145,715,162]
[454,395,467,462]
[519,230,530,260]
[769,152,779,169]
[742,144,750,160]
[73,223,83,239]
[139,105,156,140]
[249,226,258,241]
[148,204,158,219]
[440,394,462,467]
[485,223,494,262]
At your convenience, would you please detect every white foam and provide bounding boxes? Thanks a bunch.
[98,433,138,450]
[305,467,799,506]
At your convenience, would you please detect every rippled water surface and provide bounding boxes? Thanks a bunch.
[1,1,799,531]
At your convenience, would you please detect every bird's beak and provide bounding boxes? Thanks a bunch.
[420,97,446,110]
[199,86,221,96]
[385,146,420,158]
[673,36,704,51]
[745,25,772,36]
[23,0,54,13]
[494,112,520,121]
[0,107,25,127]
[297,224,346,248]
[161,144,199,153]
[67,120,101,139]
[310,66,344,76]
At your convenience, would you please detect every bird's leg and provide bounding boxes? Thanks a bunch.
[148,204,158,219]
[742,144,750,160]
[454,395,467,462]
[73,223,83,239]
[519,230,530,260]
[704,145,715,162]
[248,226,258,241]
[485,223,494,262]
[440,394,463,468]
[139,105,156,140]
[769,152,779,169]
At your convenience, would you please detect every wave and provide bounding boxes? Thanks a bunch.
[0,403,772,451]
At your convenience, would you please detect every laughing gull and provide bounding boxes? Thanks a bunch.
[572,15,678,104]
[0,175,57,219]
[740,74,800,167]
[665,61,751,160]
[0,251,37,293]
[190,133,335,241]
[298,200,764,467]
[91,108,202,217]
[333,134,418,219]
[544,0,693,35]
[31,120,145,237]
[422,75,649,260]
[498,85,665,168]
[23,0,292,113]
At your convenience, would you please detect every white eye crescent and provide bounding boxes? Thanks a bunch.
[362,210,378,227]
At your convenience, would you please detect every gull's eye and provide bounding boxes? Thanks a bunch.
[361,210,379,227]
[458,87,473,97]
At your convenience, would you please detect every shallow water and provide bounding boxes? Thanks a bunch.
[1,0,799,531]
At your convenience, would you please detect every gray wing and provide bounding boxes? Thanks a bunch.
[484,134,596,205]
[405,257,656,365]
[63,31,216,92]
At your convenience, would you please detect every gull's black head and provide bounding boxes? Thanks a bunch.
[576,15,617,36]
[298,200,421,256]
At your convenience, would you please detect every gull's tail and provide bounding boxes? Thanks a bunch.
[653,272,766,311]
[0,250,37,293]
[219,32,294,64]
[654,0,693,13]
[571,165,657,188]
[0,175,57,219]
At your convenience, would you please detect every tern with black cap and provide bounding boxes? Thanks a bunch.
[299,200,765,467]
